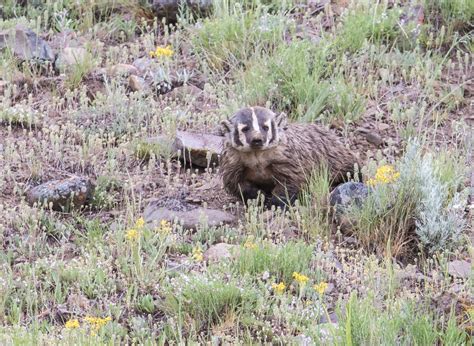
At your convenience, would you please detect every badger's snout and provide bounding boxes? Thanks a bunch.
[250,133,264,148]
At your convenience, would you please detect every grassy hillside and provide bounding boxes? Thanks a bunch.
[0,0,472,344]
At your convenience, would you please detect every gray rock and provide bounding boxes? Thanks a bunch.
[109,63,139,77]
[357,127,384,146]
[0,26,54,62]
[143,131,224,166]
[365,132,384,146]
[26,176,94,211]
[396,264,432,283]
[173,131,224,167]
[447,260,472,279]
[330,182,368,215]
[165,84,203,100]
[204,243,235,261]
[132,57,154,74]
[144,205,235,230]
[54,47,88,73]
[330,182,368,231]
[343,236,358,245]
[146,193,193,212]
[149,0,212,20]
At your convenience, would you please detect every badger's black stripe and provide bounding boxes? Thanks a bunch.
[269,120,277,144]
[233,128,243,146]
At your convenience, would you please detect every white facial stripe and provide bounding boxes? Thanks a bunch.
[237,123,248,147]
[265,119,272,145]
[251,107,260,134]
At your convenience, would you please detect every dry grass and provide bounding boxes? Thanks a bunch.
[0,0,472,343]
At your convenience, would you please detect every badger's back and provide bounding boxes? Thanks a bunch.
[268,123,357,190]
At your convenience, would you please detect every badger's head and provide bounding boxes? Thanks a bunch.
[221,107,287,152]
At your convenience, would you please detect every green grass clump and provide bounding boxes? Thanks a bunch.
[89,175,122,210]
[424,0,474,30]
[331,293,470,345]
[1,0,142,32]
[64,50,96,90]
[133,137,175,161]
[162,275,258,334]
[335,5,403,54]
[421,0,474,49]
[291,164,332,239]
[191,2,291,72]
[237,40,365,123]
[233,241,313,284]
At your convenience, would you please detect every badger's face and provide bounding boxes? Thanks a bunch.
[221,107,287,152]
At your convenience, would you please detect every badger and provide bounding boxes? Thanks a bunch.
[220,106,358,207]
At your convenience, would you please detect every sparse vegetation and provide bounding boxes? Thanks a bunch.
[0,0,472,344]
[347,142,468,257]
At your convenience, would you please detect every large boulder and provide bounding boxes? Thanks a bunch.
[144,204,235,230]
[142,131,224,167]
[173,131,224,167]
[329,182,368,230]
[26,176,94,211]
[330,182,368,214]
[0,26,55,62]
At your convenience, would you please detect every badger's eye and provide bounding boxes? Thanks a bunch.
[241,127,250,133]
[262,125,269,131]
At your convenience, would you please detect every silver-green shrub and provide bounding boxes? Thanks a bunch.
[411,150,467,254]
[348,141,468,256]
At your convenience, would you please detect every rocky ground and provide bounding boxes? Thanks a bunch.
[0,0,473,344]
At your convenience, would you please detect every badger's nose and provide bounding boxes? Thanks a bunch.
[251,138,263,147]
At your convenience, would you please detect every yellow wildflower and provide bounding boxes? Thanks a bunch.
[192,246,203,262]
[313,282,329,295]
[135,217,145,229]
[292,272,309,285]
[367,165,400,186]
[125,229,139,241]
[157,219,172,235]
[65,318,80,329]
[244,239,257,249]
[271,282,286,294]
[85,316,112,331]
[149,45,174,58]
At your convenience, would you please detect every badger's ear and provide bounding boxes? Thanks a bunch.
[275,112,288,130]
[220,119,232,134]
